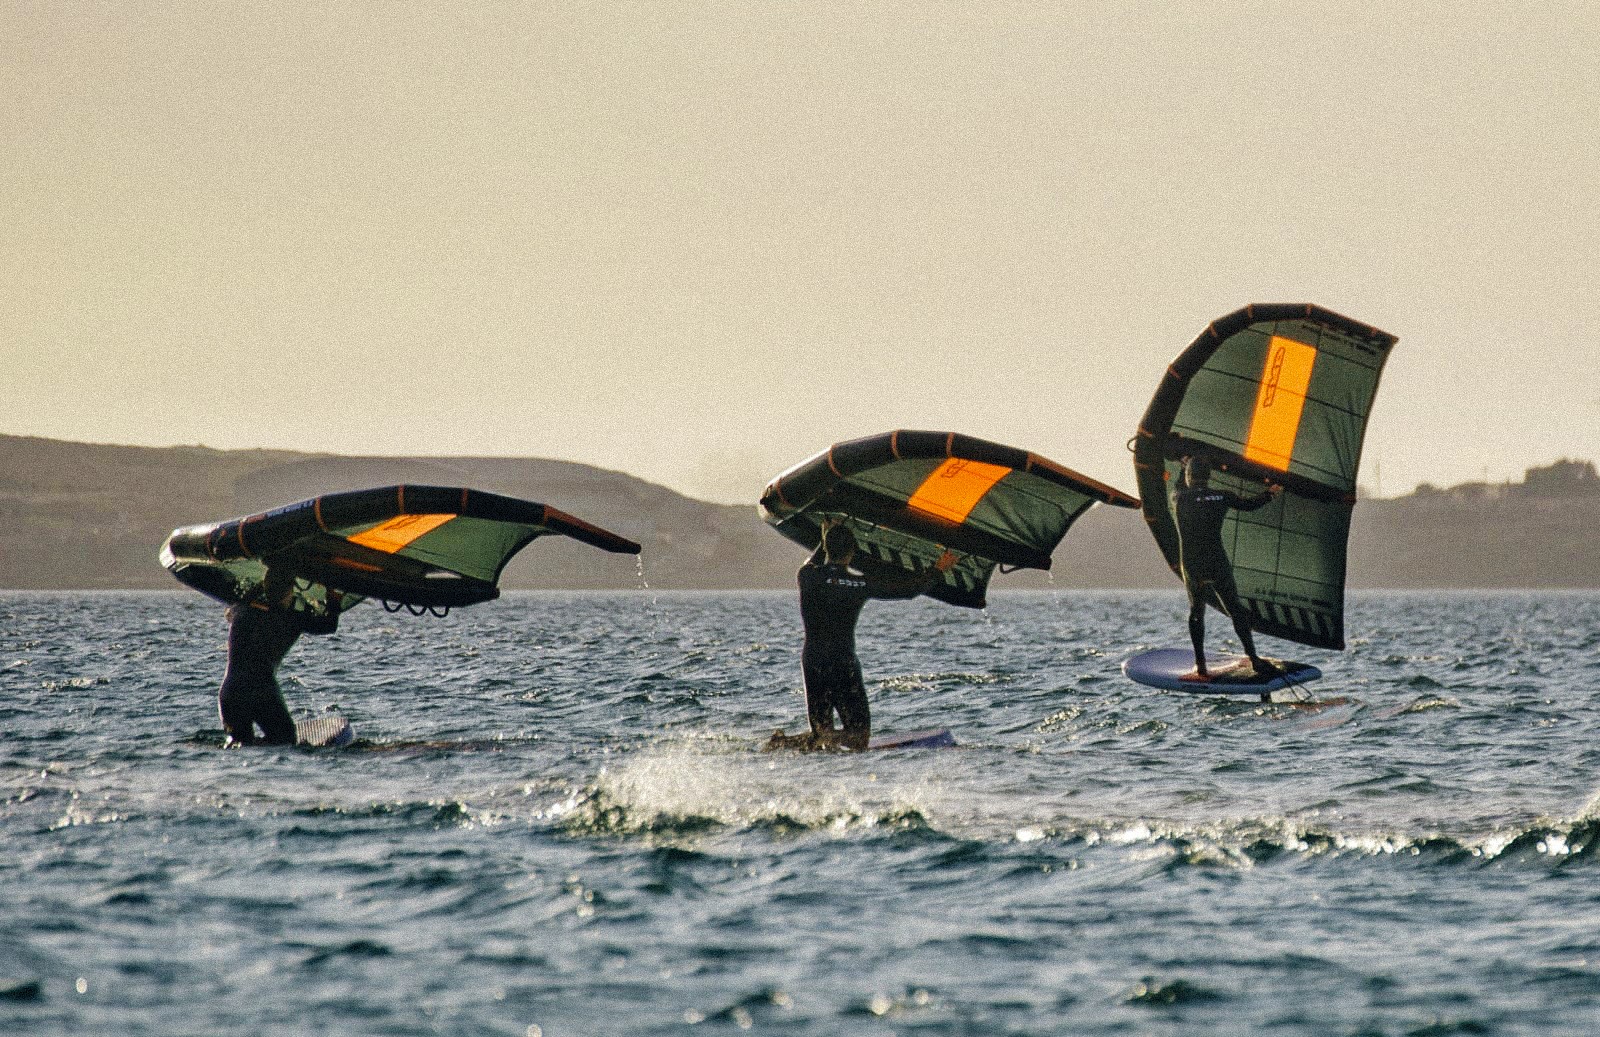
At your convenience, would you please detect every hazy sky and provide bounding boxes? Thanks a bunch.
[5,2,1597,503]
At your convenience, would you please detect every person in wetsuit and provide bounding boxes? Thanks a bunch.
[219,566,338,746]
[1174,456,1281,680]
[768,520,957,752]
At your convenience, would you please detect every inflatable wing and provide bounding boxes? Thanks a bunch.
[760,430,1138,609]
[1132,303,1397,650]
[160,485,641,617]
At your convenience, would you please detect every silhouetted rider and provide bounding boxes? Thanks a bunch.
[1173,455,1281,680]
[219,566,339,745]
[768,520,956,751]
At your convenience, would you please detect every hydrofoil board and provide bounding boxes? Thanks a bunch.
[763,727,954,752]
[1123,649,1321,699]
[867,728,954,751]
[295,714,354,748]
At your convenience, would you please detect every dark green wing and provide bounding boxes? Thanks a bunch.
[1132,304,1398,649]
[761,430,1138,609]
[160,485,641,615]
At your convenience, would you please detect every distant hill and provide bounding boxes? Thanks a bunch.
[1347,459,1600,588]
[1,435,1596,590]
[0,435,788,591]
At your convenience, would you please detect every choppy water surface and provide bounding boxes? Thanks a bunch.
[4,589,1600,1036]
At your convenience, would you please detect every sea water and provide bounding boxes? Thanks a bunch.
[3,589,1600,1036]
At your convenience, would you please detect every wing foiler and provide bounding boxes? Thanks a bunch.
[1132,304,1398,650]
[760,430,1139,609]
[160,485,641,619]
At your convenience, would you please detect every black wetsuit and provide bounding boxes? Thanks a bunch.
[1173,484,1273,670]
[219,602,337,745]
[797,552,933,748]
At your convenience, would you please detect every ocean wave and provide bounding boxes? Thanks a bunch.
[548,743,1600,871]
[1023,814,1600,869]
[555,745,945,839]
[1124,976,1227,1006]
[1394,694,1460,713]
[564,781,937,840]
